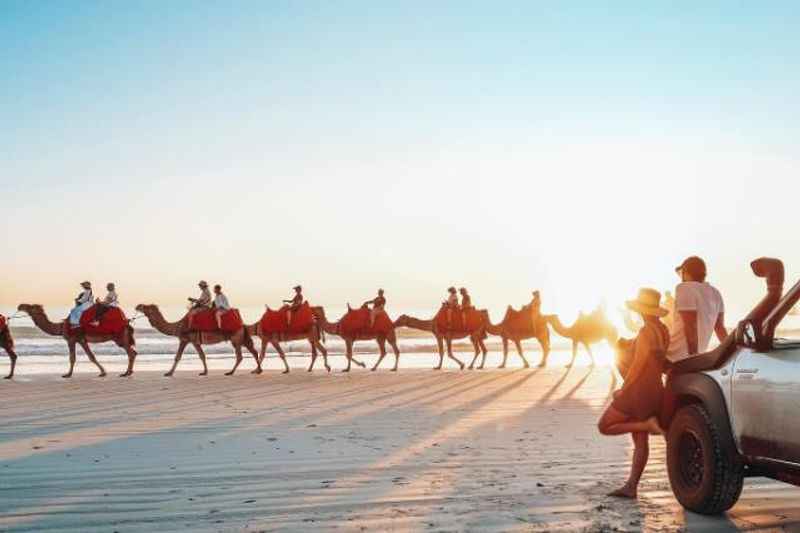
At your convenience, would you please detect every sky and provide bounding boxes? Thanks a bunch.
[1,1,799,322]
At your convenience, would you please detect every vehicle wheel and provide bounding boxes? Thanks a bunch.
[667,404,744,514]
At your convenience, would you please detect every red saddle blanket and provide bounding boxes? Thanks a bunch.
[0,314,6,331]
[435,307,485,333]
[189,308,243,333]
[259,302,315,335]
[339,307,393,337]
[78,306,128,335]
[504,308,536,334]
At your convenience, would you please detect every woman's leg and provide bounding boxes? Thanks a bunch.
[598,405,663,436]
[608,432,649,498]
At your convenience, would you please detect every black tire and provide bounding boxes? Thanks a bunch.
[667,404,744,514]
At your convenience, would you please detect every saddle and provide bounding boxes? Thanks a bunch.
[339,306,393,337]
[260,302,315,335]
[188,308,243,333]
[435,305,485,333]
[77,305,128,335]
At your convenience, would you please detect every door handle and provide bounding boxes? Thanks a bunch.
[736,368,759,374]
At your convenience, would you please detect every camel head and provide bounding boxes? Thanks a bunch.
[135,304,158,315]
[394,314,410,327]
[17,303,42,315]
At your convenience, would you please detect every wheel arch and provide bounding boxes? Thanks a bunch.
[670,373,740,457]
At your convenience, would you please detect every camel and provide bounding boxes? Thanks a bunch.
[487,307,551,368]
[17,304,137,378]
[135,304,258,377]
[246,305,330,373]
[544,309,618,367]
[314,305,400,372]
[394,306,490,370]
[0,316,17,379]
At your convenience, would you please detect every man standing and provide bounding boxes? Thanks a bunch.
[667,256,727,362]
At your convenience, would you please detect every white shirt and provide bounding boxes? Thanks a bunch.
[76,289,93,306]
[214,293,231,311]
[102,291,119,307]
[667,281,724,362]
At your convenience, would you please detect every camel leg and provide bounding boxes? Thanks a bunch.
[195,343,209,376]
[63,340,77,378]
[389,336,400,371]
[4,347,17,379]
[434,336,445,370]
[165,340,188,377]
[584,342,595,367]
[498,337,509,369]
[308,340,318,372]
[81,341,106,377]
[468,337,480,370]
[567,341,578,368]
[342,339,353,373]
[514,339,529,369]
[317,340,331,372]
[538,333,550,368]
[350,341,366,369]
[272,340,290,373]
[446,337,465,370]
[225,344,243,376]
[120,345,137,377]
[372,338,387,371]
[479,338,488,369]
[246,339,261,374]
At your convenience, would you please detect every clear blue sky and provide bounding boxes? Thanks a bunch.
[2,1,799,319]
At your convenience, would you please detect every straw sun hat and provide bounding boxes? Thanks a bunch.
[626,288,669,317]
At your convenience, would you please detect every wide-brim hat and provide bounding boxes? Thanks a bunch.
[626,288,669,317]
[198,280,209,288]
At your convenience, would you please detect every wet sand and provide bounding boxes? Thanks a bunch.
[1,368,798,532]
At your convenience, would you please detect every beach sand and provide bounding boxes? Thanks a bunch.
[1,367,798,532]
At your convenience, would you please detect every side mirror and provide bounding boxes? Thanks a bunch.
[736,319,758,348]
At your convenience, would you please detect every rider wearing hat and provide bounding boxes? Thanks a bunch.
[68,281,94,326]
[187,280,212,330]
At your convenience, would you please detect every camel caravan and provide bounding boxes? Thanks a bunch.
[3,281,619,379]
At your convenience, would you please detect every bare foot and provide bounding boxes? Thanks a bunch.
[607,485,637,498]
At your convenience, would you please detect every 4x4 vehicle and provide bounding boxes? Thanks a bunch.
[666,257,800,514]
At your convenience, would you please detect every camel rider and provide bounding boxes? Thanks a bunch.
[523,290,541,332]
[68,281,94,326]
[212,284,231,329]
[363,289,387,327]
[187,280,212,330]
[459,287,473,328]
[283,285,304,324]
[445,286,459,328]
[90,282,118,326]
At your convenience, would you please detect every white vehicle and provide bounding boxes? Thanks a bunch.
[666,257,800,514]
